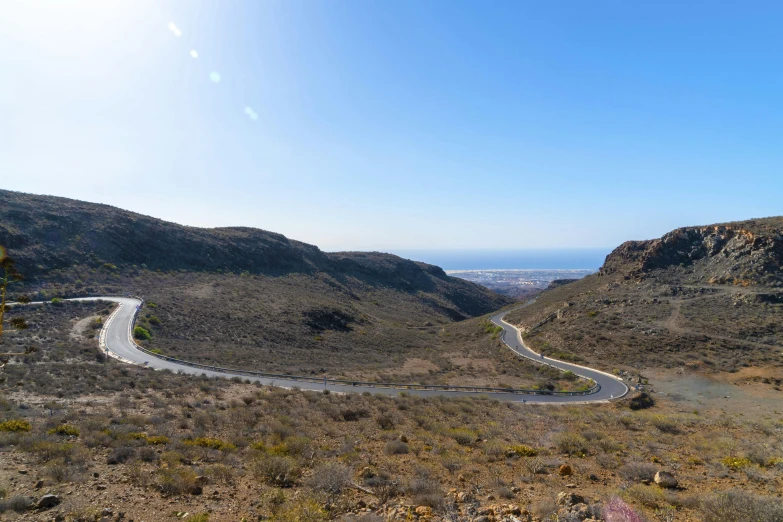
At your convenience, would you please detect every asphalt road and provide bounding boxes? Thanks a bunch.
[49,297,628,403]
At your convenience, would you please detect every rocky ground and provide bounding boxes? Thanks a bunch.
[0,302,781,522]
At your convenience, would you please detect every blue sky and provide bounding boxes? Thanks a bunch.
[1,1,781,252]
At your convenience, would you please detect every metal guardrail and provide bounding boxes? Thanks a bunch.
[102,295,601,396]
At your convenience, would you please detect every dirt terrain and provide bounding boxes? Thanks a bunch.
[0,304,781,522]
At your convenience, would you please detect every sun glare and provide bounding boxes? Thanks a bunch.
[168,22,182,37]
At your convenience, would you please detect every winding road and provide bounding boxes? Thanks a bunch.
[51,297,628,403]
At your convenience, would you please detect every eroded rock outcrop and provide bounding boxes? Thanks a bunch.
[600,220,783,287]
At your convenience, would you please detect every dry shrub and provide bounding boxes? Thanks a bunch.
[619,461,657,482]
[205,463,235,485]
[156,467,199,495]
[447,427,476,446]
[107,445,136,464]
[407,469,443,510]
[0,495,33,513]
[306,461,352,502]
[622,484,665,508]
[270,497,327,522]
[252,455,299,487]
[364,472,398,504]
[554,432,588,456]
[603,497,645,522]
[384,439,409,455]
[532,499,558,520]
[701,489,783,522]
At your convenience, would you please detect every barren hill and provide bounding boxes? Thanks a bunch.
[0,189,518,381]
[507,217,783,375]
[600,217,783,287]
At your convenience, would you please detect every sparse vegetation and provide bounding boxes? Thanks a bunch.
[0,419,32,432]
[0,197,781,521]
[134,326,151,341]
[47,424,80,436]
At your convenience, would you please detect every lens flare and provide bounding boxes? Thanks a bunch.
[168,22,182,37]
[244,106,258,121]
[164,23,259,123]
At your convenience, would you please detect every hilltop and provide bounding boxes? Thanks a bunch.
[600,218,783,287]
[506,217,783,378]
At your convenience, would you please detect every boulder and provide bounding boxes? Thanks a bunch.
[37,494,61,509]
[654,471,678,489]
[558,464,573,476]
[415,506,432,517]
[557,492,585,506]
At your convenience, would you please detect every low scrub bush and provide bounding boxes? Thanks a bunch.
[384,439,409,455]
[506,444,538,457]
[204,464,234,485]
[47,424,79,437]
[619,461,657,482]
[447,427,477,446]
[252,455,299,487]
[407,470,444,510]
[157,467,200,496]
[629,393,655,410]
[45,460,84,483]
[306,462,353,502]
[721,456,752,470]
[376,413,395,430]
[532,499,558,520]
[0,495,33,513]
[270,498,328,522]
[622,484,665,508]
[184,437,236,451]
[364,472,399,504]
[554,432,588,456]
[134,326,151,341]
[138,446,158,463]
[145,435,170,445]
[649,414,679,434]
[107,446,136,464]
[26,440,78,463]
[701,489,783,522]
[603,497,645,522]
[0,420,31,433]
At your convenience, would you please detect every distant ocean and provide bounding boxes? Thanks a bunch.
[389,249,612,271]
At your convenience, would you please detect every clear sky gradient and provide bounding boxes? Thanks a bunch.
[2,1,781,252]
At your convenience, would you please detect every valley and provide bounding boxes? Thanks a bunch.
[0,192,781,522]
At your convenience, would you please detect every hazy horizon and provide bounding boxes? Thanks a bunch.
[387,248,610,271]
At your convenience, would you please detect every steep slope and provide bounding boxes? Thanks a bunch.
[0,189,514,380]
[600,218,783,287]
[506,217,783,374]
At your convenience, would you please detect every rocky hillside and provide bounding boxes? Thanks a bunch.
[0,189,510,316]
[600,218,783,287]
[507,217,783,374]
[0,189,514,377]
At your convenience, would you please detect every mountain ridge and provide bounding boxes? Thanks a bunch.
[600,218,783,287]
[507,216,783,373]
